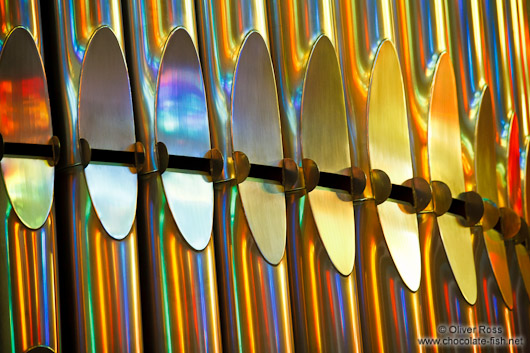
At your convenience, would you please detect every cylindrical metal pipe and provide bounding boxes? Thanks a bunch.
[196,2,294,352]
[268,1,363,351]
[122,2,222,351]
[445,0,519,346]
[392,0,479,347]
[42,2,144,351]
[332,2,425,352]
[0,2,60,352]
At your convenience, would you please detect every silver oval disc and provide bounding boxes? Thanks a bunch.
[231,31,286,265]
[367,40,421,291]
[78,27,137,239]
[429,53,477,305]
[156,28,213,251]
[0,27,54,229]
[300,36,355,276]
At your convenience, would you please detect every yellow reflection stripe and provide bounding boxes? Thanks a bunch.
[241,236,255,353]
[308,239,322,350]
[14,223,27,350]
[170,236,185,352]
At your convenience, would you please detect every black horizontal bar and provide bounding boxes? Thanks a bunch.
[318,171,351,192]
[90,148,136,166]
[167,154,211,174]
[389,183,414,205]
[248,163,283,183]
[3,142,54,159]
[448,198,466,219]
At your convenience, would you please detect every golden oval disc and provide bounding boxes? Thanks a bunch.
[367,40,420,291]
[78,27,137,239]
[475,87,513,308]
[429,53,477,304]
[515,243,530,300]
[231,31,286,265]
[0,27,54,229]
[156,28,213,251]
[300,35,355,276]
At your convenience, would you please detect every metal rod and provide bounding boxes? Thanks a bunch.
[3,142,54,160]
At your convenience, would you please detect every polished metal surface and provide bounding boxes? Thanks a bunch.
[0,27,54,230]
[197,0,271,180]
[355,200,424,353]
[156,27,213,251]
[45,1,144,351]
[507,239,530,343]
[0,6,60,352]
[368,40,421,292]
[232,31,286,265]
[446,0,515,310]
[213,182,295,352]
[47,0,125,168]
[392,0,478,305]
[122,2,222,351]
[78,27,137,240]
[332,2,428,351]
[474,226,520,351]
[430,55,477,305]
[268,1,363,351]
[137,173,221,352]
[197,2,295,352]
[55,167,143,352]
[301,36,355,276]
[0,200,60,353]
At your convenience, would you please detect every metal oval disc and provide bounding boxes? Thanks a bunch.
[156,28,213,251]
[429,53,477,305]
[300,35,355,276]
[0,27,54,229]
[367,40,421,291]
[475,87,513,308]
[515,243,530,299]
[78,27,137,239]
[231,31,286,265]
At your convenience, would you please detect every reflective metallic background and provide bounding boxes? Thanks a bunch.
[1,1,530,352]
[122,1,221,351]
[0,2,60,351]
[197,1,294,352]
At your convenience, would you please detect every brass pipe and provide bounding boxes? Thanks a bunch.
[332,2,425,352]
[392,0,478,347]
[268,1,363,351]
[42,2,144,351]
[445,0,519,344]
[506,0,530,328]
[0,2,60,352]
[196,2,294,352]
[121,1,222,352]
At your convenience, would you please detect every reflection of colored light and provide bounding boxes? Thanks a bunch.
[240,235,255,353]
[483,278,492,324]
[308,239,322,350]
[389,277,401,351]
[411,292,423,353]
[94,229,108,349]
[169,235,184,352]
[443,282,452,322]
[504,308,514,353]
[14,222,27,351]
[370,239,384,351]
[31,231,41,343]
[400,288,410,350]
[423,228,437,338]
[41,229,49,345]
